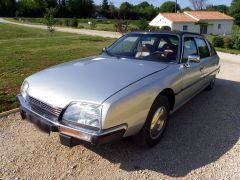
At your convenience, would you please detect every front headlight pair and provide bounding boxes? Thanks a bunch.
[62,102,102,130]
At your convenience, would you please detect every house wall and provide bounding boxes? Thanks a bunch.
[206,20,233,35]
[171,23,200,33]
[149,14,173,29]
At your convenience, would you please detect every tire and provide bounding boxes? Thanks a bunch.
[134,95,170,147]
[206,76,216,91]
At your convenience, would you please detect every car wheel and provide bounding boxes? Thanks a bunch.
[206,76,216,91]
[134,95,170,147]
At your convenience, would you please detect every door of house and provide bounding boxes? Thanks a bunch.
[200,25,208,34]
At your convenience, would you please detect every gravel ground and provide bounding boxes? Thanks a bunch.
[0,59,240,180]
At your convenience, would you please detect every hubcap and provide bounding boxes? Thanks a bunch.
[150,106,167,139]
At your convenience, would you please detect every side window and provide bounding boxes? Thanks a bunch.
[183,37,198,62]
[207,40,217,56]
[195,38,210,58]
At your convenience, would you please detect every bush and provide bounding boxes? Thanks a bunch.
[136,18,149,30]
[224,37,234,49]
[233,35,240,50]
[70,18,78,27]
[212,36,224,48]
[77,24,84,29]
[114,20,129,34]
[63,19,70,26]
[160,26,171,31]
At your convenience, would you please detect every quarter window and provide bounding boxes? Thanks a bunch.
[183,37,198,62]
[195,38,210,58]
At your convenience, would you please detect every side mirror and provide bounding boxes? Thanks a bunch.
[102,47,107,52]
[184,55,200,68]
[188,55,200,63]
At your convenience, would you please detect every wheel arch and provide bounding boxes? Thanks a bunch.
[156,88,175,110]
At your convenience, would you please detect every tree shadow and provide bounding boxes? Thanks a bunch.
[84,78,240,177]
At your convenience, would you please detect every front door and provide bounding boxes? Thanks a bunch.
[175,36,204,108]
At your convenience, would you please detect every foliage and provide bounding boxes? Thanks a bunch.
[159,1,181,13]
[89,20,97,29]
[136,18,149,30]
[212,36,224,48]
[233,35,240,50]
[234,14,240,26]
[0,0,16,16]
[114,20,129,34]
[160,26,171,31]
[44,8,56,33]
[224,37,234,49]
[70,17,78,27]
[206,5,229,14]
[229,0,240,16]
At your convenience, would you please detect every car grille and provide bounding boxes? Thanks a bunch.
[28,96,62,118]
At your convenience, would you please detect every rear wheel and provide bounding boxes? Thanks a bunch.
[206,76,216,90]
[134,95,170,147]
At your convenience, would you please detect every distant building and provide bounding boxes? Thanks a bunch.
[149,11,234,35]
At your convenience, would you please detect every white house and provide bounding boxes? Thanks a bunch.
[149,11,234,35]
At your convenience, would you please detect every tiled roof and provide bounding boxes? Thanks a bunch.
[160,13,197,22]
[184,11,234,20]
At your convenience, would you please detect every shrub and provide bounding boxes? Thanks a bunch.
[89,20,97,29]
[233,35,240,50]
[63,19,70,26]
[136,18,149,30]
[212,36,224,48]
[224,37,234,49]
[77,24,84,29]
[114,20,129,34]
[70,18,78,27]
[160,26,171,31]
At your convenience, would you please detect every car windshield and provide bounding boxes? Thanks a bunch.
[106,34,179,62]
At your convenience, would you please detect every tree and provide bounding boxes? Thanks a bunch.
[159,1,181,13]
[102,0,109,11]
[229,0,240,16]
[44,8,56,34]
[137,18,149,30]
[183,7,192,11]
[67,0,95,18]
[189,0,208,10]
[206,5,229,14]
[0,0,16,16]
[17,0,46,17]
[119,2,133,19]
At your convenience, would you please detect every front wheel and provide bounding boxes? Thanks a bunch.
[134,95,170,147]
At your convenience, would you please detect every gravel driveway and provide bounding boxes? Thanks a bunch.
[0,59,240,179]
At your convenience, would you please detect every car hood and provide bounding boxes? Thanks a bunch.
[26,56,168,108]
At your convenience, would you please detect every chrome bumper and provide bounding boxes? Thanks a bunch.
[17,95,126,147]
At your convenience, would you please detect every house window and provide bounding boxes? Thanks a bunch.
[183,25,188,31]
[218,24,221,29]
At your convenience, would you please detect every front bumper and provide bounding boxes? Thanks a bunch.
[17,95,126,147]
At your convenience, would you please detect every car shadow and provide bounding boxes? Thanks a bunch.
[84,78,240,177]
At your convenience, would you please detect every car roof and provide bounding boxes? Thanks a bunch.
[126,31,203,37]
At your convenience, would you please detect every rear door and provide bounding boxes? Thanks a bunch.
[194,37,220,83]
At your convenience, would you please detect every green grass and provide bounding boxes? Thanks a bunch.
[5,17,139,32]
[0,24,115,112]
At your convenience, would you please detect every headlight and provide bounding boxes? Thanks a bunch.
[62,102,102,129]
[21,81,29,100]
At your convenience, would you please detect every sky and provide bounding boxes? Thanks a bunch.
[94,0,232,8]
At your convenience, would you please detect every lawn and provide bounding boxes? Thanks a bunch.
[0,24,114,113]
[5,17,139,32]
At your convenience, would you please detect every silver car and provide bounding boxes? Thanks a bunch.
[18,31,220,147]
